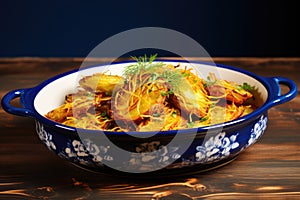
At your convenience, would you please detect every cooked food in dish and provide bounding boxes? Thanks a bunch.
[45,55,256,131]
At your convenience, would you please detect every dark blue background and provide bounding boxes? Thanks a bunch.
[1,0,298,57]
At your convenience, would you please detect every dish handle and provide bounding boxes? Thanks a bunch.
[264,77,298,109]
[1,88,35,117]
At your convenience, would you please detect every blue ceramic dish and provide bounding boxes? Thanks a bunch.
[1,60,297,176]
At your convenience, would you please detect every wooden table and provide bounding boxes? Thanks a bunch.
[0,58,299,199]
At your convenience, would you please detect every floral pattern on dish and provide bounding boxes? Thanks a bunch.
[36,122,113,166]
[35,115,268,171]
[126,141,181,172]
[194,115,267,164]
[247,115,268,146]
[36,121,56,151]
[195,132,239,163]
[62,139,113,166]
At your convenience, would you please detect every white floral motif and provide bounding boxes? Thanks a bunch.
[64,139,112,166]
[128,141,181,171]
[248,115,267,146]
[83,139,113,162]
[65,140,88,158]
[195,132,239,162]
[36,122,56,151]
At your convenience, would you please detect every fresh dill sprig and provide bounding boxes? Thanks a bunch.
[122,54,186,95]
[123,54,164,77]
[160,68,184,90]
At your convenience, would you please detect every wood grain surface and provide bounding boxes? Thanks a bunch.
[0,58,299,199]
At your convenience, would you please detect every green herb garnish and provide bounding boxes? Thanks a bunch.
[210,102,216,108]
[187,121,195,128]
[161,89,174,97]
[123,54,186,93]
[101,111,108,117]
[153,113,160,117]
[172,111,177,118]
[237,82,255,92]
[204,76,216,88]
[200,117,208,122]
[123,54,164,77]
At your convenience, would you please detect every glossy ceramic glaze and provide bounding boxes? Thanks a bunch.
[2,60,297,176]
